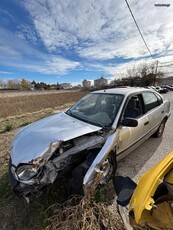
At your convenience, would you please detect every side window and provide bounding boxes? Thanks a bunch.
[142,92,160,112]
[124,95,143,119]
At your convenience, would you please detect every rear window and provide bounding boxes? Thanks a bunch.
[142,92,160,112]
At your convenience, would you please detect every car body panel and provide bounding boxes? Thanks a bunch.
[11,112,101,166]
[129,151,173,224]
[117,116,149,157]
[83,129,118,192]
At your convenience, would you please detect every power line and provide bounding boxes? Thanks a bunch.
[124,0,157,62]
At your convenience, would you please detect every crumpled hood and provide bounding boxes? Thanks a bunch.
[11,112,101,166]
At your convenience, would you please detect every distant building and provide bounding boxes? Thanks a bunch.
[30,83,35,90]
[94,77,108,88]
[72,84,82,89]
[82,79,91,89]
[60,83,72,89]
[49,84,60,90]
[159,76,173,85]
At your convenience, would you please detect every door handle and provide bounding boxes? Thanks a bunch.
[144,121,149,126]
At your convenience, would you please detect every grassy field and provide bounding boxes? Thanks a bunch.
[0,91,87,118]
[0,90,123,230]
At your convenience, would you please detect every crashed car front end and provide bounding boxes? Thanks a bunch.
[9,112,108,202]
[9,137,108,202]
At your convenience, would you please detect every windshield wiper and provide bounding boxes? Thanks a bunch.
[66,110,88,123]
[66,109,76,118]
[86,117,107,129]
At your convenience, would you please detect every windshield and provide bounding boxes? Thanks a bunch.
[66,93,124,128]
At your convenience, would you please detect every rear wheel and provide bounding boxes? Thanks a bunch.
[153,119,166,138]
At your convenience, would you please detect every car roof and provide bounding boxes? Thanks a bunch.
[91,87,152,96]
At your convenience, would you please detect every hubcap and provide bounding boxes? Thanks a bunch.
[100,157,113,184]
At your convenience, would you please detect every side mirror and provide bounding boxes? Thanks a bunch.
[121,117,138,127]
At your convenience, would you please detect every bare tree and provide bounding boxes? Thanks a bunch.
[0,79,4,88]
[126,65,138,86]
[124,62,164,86]
[7,79,22,89]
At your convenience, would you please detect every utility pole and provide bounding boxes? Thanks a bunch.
[154,60,159,86]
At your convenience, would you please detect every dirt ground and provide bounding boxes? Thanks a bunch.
[0,90,86,118]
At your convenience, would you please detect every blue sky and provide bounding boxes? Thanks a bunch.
[0,0,173,85]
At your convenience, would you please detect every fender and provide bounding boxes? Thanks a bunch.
[83,129,120,196]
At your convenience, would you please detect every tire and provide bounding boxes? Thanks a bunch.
[67,163,87,196]
[68,151,117,196]
[99,152,117,184]
[153,119,166,138]
[67,151,98,196]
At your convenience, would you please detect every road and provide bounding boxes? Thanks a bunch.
[118,91,173,182]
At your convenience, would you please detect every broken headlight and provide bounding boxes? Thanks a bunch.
[16,165,38,181]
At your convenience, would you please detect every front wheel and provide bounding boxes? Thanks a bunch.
[153,119,166,138]
[99,152,117,184]
[68,152,117,196]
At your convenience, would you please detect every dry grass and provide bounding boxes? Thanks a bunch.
[44,196,123,230]
[0,91,87,118]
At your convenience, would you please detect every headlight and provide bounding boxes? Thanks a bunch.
[16,165,38,181]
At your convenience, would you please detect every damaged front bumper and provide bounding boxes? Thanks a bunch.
[8,159,45,202]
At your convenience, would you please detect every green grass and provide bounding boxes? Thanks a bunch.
[1,122,14,133]
[0,173,13,200]
[19,121,31,127]
[94,182,116,204]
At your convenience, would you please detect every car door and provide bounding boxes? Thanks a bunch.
[142,91,165,135]
[116,93,149,161]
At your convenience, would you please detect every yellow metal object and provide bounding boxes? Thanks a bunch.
[129,151,173,224]
[138,201,173,229]
[164,168,173,184]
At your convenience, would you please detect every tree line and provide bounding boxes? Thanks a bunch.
[0,79,61,90]
[112,62,164,86]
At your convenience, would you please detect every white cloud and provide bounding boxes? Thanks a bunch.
[0,71,14,74]
[16,24,41,45]
[23,0,173,62]
[38,57,80,74]
[0,9,14,22]
[87,58,158,80]
[0,26,80,75]
[0,55,80,75]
